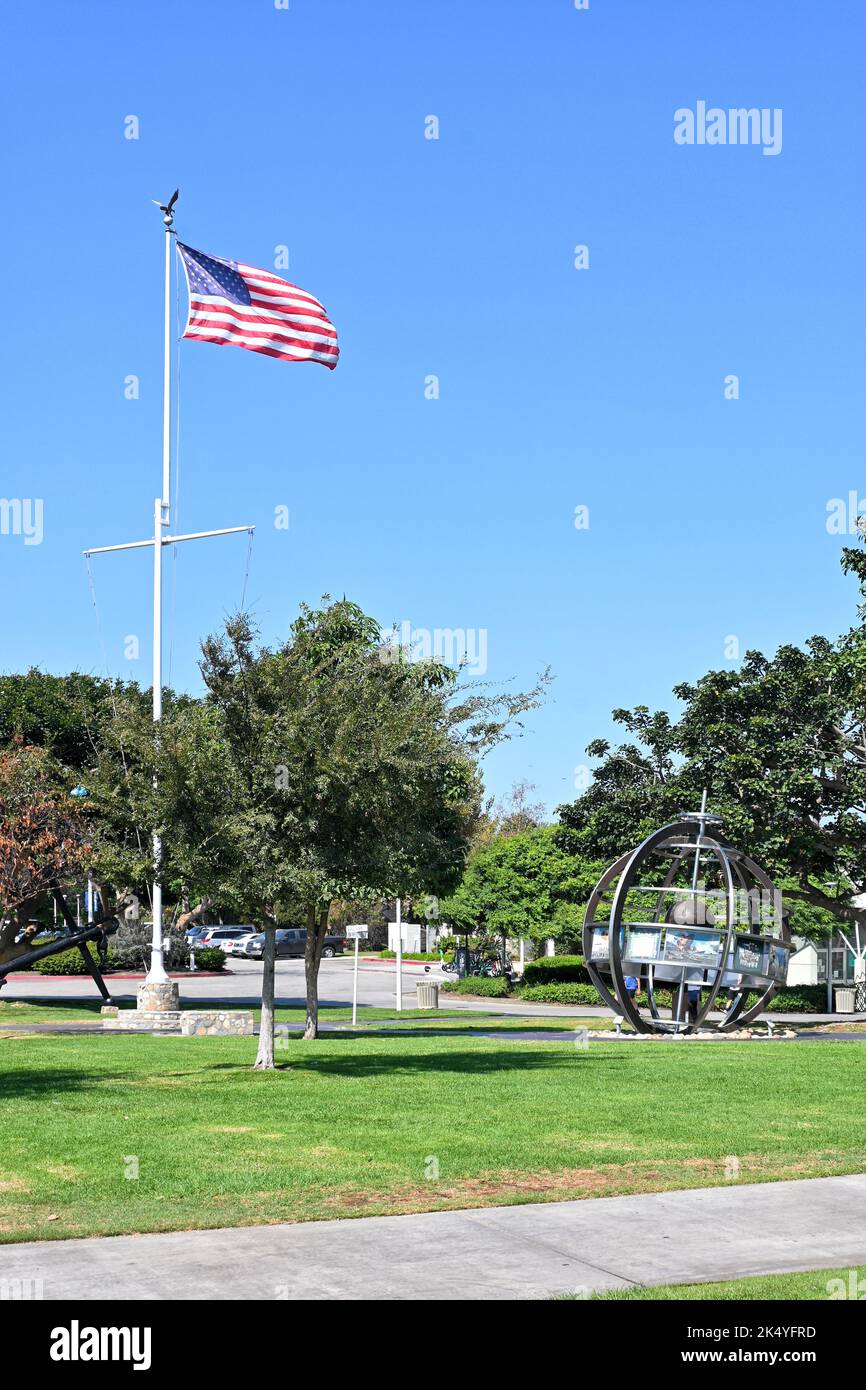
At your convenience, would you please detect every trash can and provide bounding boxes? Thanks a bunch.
[416,981,440,1010]
[835,987,856,1014]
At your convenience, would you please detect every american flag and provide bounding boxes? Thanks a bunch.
[177,243,339,369]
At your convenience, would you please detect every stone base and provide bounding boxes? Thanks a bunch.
[180,1010,254,1037]
[103,1010,182,1033]
[137,980,179,1013]
[103,1007,254,1036]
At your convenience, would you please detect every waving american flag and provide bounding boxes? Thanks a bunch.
[177,243,339,368]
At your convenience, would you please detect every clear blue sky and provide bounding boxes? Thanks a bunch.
[1,0,863,815]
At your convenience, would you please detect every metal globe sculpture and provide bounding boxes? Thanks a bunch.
[581,801,792,1034]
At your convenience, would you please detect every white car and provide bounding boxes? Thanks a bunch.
[221,932,261,957]
[195,927,257,955]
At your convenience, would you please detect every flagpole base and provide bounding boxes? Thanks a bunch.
[138,979,179,1014]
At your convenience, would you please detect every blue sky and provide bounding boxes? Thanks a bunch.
[1,0,863,815]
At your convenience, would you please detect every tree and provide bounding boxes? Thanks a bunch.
[168,600,546,1067]
[0,669,148,770]
[558,537,866,943]
[441,824,602,953]
[0,745,89,966]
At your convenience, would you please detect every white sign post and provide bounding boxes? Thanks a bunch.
[395,898,403,1013]
[346,926,368,1025]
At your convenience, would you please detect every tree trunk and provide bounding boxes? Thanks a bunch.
[254,925,277,1069]
[0,897,44,968]
[303,903,331,1039]
[175,897,212,934]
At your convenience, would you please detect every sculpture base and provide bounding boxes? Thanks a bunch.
[137,980,179,1013]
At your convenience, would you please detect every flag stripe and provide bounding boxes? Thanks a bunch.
[189,295,338,341]
[184,329,337,364]
[187,314,340,356]
[178,243,339,369]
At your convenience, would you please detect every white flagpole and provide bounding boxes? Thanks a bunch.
[83,189,255,1013]
[147,493,167,984]
[145,195,175,988]
[395,897,403,1012]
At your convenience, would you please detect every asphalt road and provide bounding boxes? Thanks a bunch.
[2,955,431,1009]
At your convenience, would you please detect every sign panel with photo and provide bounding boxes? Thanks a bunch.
[663,928,721,968]
[590,927,610,962]
[768,943,789,983]
[733,939,766,974]
[623,926,662,963]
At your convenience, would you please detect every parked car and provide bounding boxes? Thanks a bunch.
[222,932,261,957]
[185,925,210,943]
[193,927,256,951]
[242,928,348,960]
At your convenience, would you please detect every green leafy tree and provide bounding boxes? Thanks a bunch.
[441,824,602,954]
[0,670,148,770]
[559,538,866,941]
[167,600,545,1066]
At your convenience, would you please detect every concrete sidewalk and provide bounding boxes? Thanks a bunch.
[5,1173,866,1301]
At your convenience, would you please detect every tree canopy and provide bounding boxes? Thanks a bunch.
[558,538,866,939]
[441,824,602,951]
[160,599,544,1062]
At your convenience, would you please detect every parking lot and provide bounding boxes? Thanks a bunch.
[2,952,444,1012]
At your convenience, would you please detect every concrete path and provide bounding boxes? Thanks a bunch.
[5,1173,866,1301]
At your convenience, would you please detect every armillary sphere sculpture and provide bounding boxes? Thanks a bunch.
[582,798,792,1034]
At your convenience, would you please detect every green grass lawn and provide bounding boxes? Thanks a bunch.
[1,1030,865,1244]
[0,999,470,1025]
[0,998,610,1030]
[589,1265,866,1300]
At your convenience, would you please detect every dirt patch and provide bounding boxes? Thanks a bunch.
[808,1022,866,1034]
[0,1177,29,1193]
[320,1151,859,1216]
[205,1125,254,1134]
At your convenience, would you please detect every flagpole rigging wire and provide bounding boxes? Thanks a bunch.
[240,527,254,614]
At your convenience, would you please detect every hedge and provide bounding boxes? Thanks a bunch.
[33,947,119,976]
[519,982,600,1005]
[379,950,442,961]
[517,981,830,1013]
[521,955,591,988]
[440,977,510,998]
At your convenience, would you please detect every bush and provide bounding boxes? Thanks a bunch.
[34,947,119,976]
[759,986,827,1013]
[517,981,829,1013]
[112,922,191,971]
[440,976,510,998]
[192,946,226,972]
[519,982,601,1005]
[521,955,591,987]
